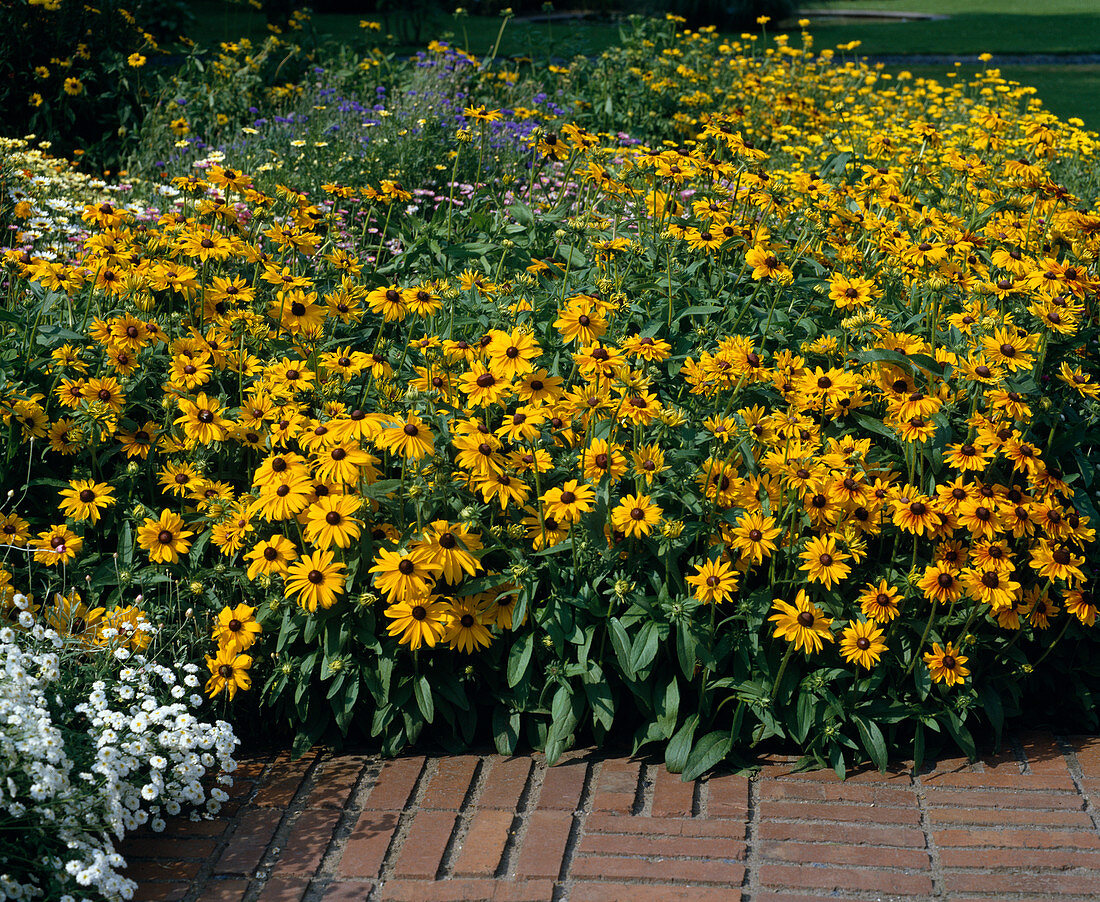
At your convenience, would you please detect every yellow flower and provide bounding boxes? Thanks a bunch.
[285,548,346,612]
[32,525,83,566]
[610,493,663,539]
[839,619,887,669]
[686,558,739,605]
[923,642,970,687]
[128,53,146,68]
[136,510,194,564]
[384,595,449,650]
[303,495,363,550]
[212,604,262,654]
[245,535,298,580]
[798,535,851,589]
[205,647,252,700]
[768,590,834,654]
[58,479,115,524]
[442,597,494,652]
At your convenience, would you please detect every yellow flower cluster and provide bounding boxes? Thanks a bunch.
[0,20,1097,707]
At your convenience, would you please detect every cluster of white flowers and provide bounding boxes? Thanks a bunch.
[2,137,159,261]
[0,623,238,902]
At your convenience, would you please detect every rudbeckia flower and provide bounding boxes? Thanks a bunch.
[839,619,887,669]
[768,590,834,654]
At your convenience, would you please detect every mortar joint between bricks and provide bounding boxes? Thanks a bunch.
[912,769,947,899]
[437,755,491,879]
[495,755,543,878]
[550,758,599,902]
[375,756,435,884]
[739,771,759,899]
[240,750,328,902]
[1009,735,1031,774]
[174,752,278,902]
[1055,734,1100,835]
[300,755,377,902]
[632,761,652,817]
[693,772,707,818]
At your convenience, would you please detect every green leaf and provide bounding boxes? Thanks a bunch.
[558,245,587,267]
[829,744,846,780]
[913,659,932,701]
[851,411,897,443]
[655,677,680,739]
[414,674,434,724]
[333,675,360,735]
[291,711,327,759]
[792,691,815,744]
[682,730,732,782]
[507,632,534,688]
[584,674,615,732]
[676,305,724,320]
[854,717,889,773]
[944,711,977,761]
[665,713,699,774]
[508,203,535,227]
[545,685,579,765]
[187,527,211,566]
[676,620,698,680]
[607,618,635,681]
[979,684,1004,745]
[913,722,926,772]
[492,706,520,755]
[856,347,943,379]
[628,620,660,675]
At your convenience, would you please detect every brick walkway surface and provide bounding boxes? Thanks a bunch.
[122,732,1100,901]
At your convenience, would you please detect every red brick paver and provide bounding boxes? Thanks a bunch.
[122,732,1100,900]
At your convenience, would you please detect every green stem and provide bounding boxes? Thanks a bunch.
[770,641,795,703]
[904,600,938,678]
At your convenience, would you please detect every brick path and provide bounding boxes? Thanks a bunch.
[122,732,1100,901]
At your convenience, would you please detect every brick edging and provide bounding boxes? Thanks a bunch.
[123,731,1100,901]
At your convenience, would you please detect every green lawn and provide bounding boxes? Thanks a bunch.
[183,4,623,61]
[876,63,1100,129]
[179,3,1100,129]
[804,14,1100,56]
[821,0,1099,15]
[800,0,1100,55]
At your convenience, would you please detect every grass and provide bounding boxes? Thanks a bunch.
[801,0,1100,56]
[804,14,1100,56]
[178,3,1100,129]
[877,63,1100,130]
[818,0,1100,15]
[183,4,624,60]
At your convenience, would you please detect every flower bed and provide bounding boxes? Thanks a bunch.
[2,16,1099,878]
